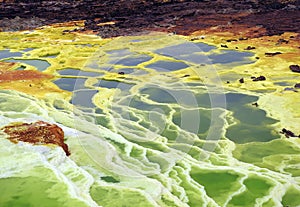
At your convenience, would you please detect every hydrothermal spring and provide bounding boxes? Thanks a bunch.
[0,25,299,207]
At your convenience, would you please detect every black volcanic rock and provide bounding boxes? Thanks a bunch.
[0,0,299,38]
[280,128,300,138]
[290,65,300,73]
[252,76,266,81]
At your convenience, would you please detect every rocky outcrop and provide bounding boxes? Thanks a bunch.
[0,0,299,37]
[289,65,300,73]
[0,61,53,82]
[280,128,300,138]
[1,121,70,156]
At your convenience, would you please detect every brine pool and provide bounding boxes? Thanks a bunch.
[0,30,299,207]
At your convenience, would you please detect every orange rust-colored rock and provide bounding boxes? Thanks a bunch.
[0,70,53,82]
[1,121,70,156]
[0,62,18,71]
[0,62,69,99]
[0,61,53,82]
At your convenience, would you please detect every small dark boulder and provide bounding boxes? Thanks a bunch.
[277,39,289,44]
[182,74,190,78]
[190,37,199,41]
[294,83,300,88]
[252,76,266,81]
[280,128,300,138]
[239,78,244,83]
[226,39,237,42]
[221,44,228,48]
[265,52,282,57]
[284,87,297,92]
[289,65,300,73]
[244,46,256,50]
